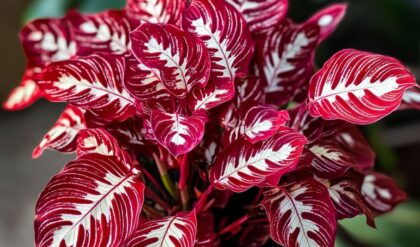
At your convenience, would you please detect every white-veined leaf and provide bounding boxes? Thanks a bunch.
[211,127,307,192]
[261,178,336,247]
[33,105,85,158]
[308,49,416,124]
[125,0,185,24]
[130,23,211,98]
[35,154,144,247]
[401,85,420,110]
[126,211,197,247]
[38,54,137,122]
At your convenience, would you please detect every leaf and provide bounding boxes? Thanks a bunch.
[258,21,319,106]
[33,105,85,159]
[182,0,254,83]
[235,75,266,106]
[401,85,420,110]
[225,0,288,34]
[3,67,43,111]
[21,17,76,67]
[305,4,347,44]
[261,178,336,247]
[126,211,197,247]
[35,153,144,247]
[308,49,416,125]
[195,212,216,247]
[147,110,206,157]
[125,0,185,24]
[38,54,137,122]
[211,127,307,192]
[239,218,270,247]
[66,10,132,55]
[130,23,211,98]
[77,128,134,166]
[361,172,407,215]
[243,105,289,143]
[188,79,235,112]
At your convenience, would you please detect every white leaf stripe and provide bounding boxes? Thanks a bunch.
[38,54,137,122]
[126,211,197,247]
[182,0,254,82]
[211,128,307,192]
[33,106,85,158]
[308,49,416,124]
[262,178,336,247]
[125,0,184,24]
[35,154,144,247]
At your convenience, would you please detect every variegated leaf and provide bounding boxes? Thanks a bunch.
[189,79,235,112]
[3,67,43,111]
[67,10,131,55]
[131,23,210,98]
[401,85,420,110]
[33,105,85,159]
[258,21,319,105]
[38,54,137,122]
[361,172,407,214]
[225,0,288,34]
[147,110,206,157]
[235,75,265,106]
[125,0,184,24]
[126,211,197,247]
[211,127,307,192]
[21,17,76,67]
[243,105,289,143]
[106,117,147,149]
[308,49,416,124]
[77,128,134,166]
[182,0,254,82]
[306,4,347,44]
[262,178,336,247]
[35,154,144,247]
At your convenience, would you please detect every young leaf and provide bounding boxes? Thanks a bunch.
[66,10,131,55]
[225,0,288,34]
[258,21,319,106]
[38,54,137,122]
[361,172,407,214]
[35,154,144,247]
[130,23,211,98]
[125,211,197,247]
[262,178,336,247]
[305,4,347,44]
[3,67,43,111]
[33,105,85,159]
[211,127,307,192]
[147,110,206,157]
[308,49,416,125]
[125,0,185,24]
[182,0,254,82]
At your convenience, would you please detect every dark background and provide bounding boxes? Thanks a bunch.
[0,0,419,246]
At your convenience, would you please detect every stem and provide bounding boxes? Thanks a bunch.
[153,152,178,199]
[217,215,249,236]
[178,154,189,190]
[180,186,190,211]
[194,185,214,214]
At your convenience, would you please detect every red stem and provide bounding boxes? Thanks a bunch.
[217,215,249,236]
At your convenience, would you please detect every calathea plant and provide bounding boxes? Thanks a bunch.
[4,0,419,246]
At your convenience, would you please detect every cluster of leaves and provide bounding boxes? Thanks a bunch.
[4,0,420,246]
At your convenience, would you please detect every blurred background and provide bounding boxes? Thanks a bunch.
[0,0,420,246]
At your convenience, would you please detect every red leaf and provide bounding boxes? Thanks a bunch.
[262,178,336,247]
[3,67,43,111]
[35,154,144,247]
[21,17,76,67]
[257,21,319,106]
[211,127,307,192]
[361,172,407,215]
[306,4,347,44]
[125,0,185,24]
[130,23,210,98]
[66,10,131,55]
[308,49,416,124]
[33,105,85,158]
[38,54,137,122]
[235,75,266,106]
[126,211,197,247]
[195,212,216,247]
[401,85,420,110]
[182,0,254,83]
[147,110,206,157]
[188,79,235,112]
[225,0,288,34]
